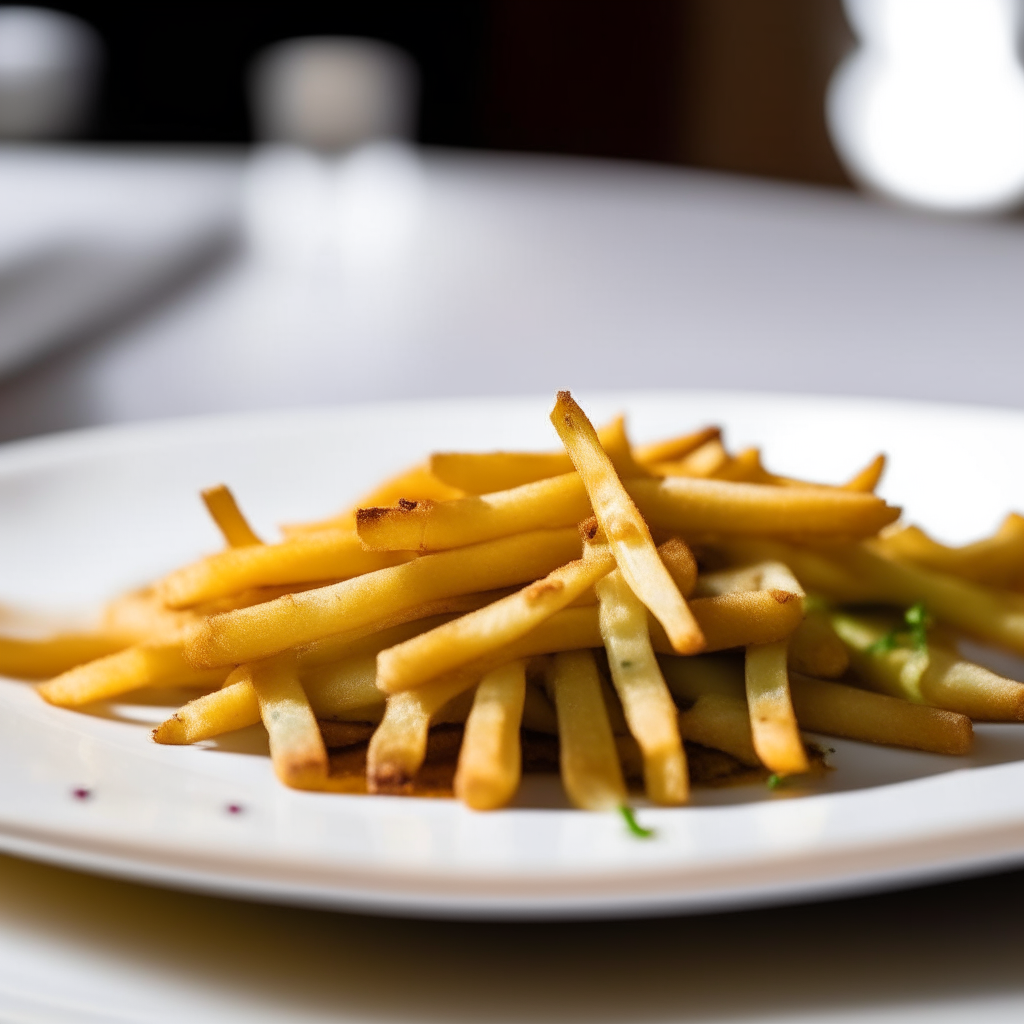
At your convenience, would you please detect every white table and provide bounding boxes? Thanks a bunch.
[3,149,1024,1023]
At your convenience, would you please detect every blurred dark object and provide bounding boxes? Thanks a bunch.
[0,5,100,138]
[46,1,851,187]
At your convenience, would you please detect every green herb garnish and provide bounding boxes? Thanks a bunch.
[619,804,655,839]
[766,773,783,790]
[867,602,930,655]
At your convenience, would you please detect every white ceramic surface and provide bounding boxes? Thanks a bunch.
[2,391,1024,920]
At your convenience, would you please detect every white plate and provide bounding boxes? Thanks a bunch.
[3,390,1024,920]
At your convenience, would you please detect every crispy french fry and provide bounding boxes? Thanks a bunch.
[0,632,131,680]
[453,660,527,809]
[678,693,761,767]
[710,447,769,483]
[745,641,808,775]
[319,721,376,748]
[551,391,703,654]
[38,642,225,708]
[282,463,464,536]
[873,514,1024,589]
[201,485,262,547]
[102,587,202,641]
[186,527,582,669]
[375,543,615,693]
[657,537,698,597]
[789,673,972,755]
[248,657,328,789]
[597,568,688,804]
[160,529,414,609]
[683,588,804,651]
[788,609,849,679]
[547,650,627,810]
[303,655,383,718]
[651,437,730,478]
[842,454,886,493]
[634,426,721,466]
[153,673,259,744]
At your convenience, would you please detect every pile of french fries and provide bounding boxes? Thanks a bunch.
[4,391,1024,817]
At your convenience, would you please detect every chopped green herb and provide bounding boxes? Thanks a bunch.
[619,660,633,670]
[766,773,783,790]
[866,631,899,655]
[619,804,655,839]
[867,602,930,656]
[802,594,830,613]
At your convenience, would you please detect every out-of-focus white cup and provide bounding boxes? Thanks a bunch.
[249,37,418,151]
[0,5,101,138]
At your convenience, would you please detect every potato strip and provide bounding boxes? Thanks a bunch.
[678,693,761,767]
[375,543,616,693]
[597,568,688,805]
[454,660,527,810]
[745,640,808,776]
[185,527,582,669]
[548,650,627,811]
[788,609,849,679]
[0,632,130,681]
[551,391,703,655]
[201,485,262,547]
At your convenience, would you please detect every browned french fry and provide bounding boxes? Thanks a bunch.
[551,391,704,655]
[843,454,886,493]
[597,567,688,804]
[682,588,805,651]
[0,632,131,680]
[248,656,328,789]
[201,485,262,547]
[375,542,616,693]
[152,672,259,744]
[454,660,527,810]
[678,693,761,767]
[788,609,849,679]
[745,641,808,775]
[657,537,698,597]
[634,425,721,466]
[160,529,415,609]
[547,650,627,810]
[789,673,972,755]
[185,527,582,669]
[38,642,225,708]
[650,438,730,478]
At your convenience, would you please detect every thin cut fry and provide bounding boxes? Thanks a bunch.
[745,640,809,775]
[651,437,730,478]
[153,673,259,744]
[454,660,527,809]
[0,632,130,680]
[547,650,627,810]
[788,609,849,679]
[657,537,698,597]
[186,527,582,669]
[248,656,328,789]
[634,425,721,466]
[201,485,262,547]
[551,391,704,654]
[597,568,688,804]
[678,693,761,767]
[843,454,886,493]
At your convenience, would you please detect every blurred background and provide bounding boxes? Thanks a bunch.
[2,0,1024,442]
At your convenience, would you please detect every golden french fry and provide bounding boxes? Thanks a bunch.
[282,463,464,536]
[0,632,131,680]
[651,437,730,478]
[789,673,972,755]
[160,529,414,609]
[551,391,704,654]
[842,454,886,493]
[201,485,262,547]
[152,673,259,744]
[547,650,627,810]
[657,537,698,597]
[248,656,328,789]
[709,447,770,483]
[873,514,1024,590]
[634,425,721,466]
[38,642,225,708]
[102,587,201,642]
[597,568,688,804]
[745,640,808,775]
[788,609,849,679]
[376,543,615,693]
[303,655,383,718]
[186,527,582,669]
[683,588,804,651]
[678,693,761,767]
[453,660,527,810]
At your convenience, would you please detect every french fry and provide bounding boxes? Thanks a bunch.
[843,454,886,493]
[248,656,328,789]
[551,391,704,654]
[597,568,688,804]
[185,527,582,669]
[282,463,464,536]
[788,609,849,679]
[152,673,260,744]
[160,529,415,609]
[651,437,730,478]
[303,655,383,719]
[683,588,804,651]
[375,542,615,693]
[0,631,131,680]
[678,693,761,767]
[634,425,721,466]
[428,416,646,495]
[831,612,1024,721]
[657,537,698,597]
[201,485,262,547]
[38,642,225,708]
[659,652,746,703]
[547,650,627,810]
[710,447,769,483]
[102,587,202,641]
[789,673,972,755]
[873,514,1024,589]
[453,660,527,809]
[745,641,809,775]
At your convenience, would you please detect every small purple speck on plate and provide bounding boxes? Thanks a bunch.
[71,788,91,801]
[226,803,243,815]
